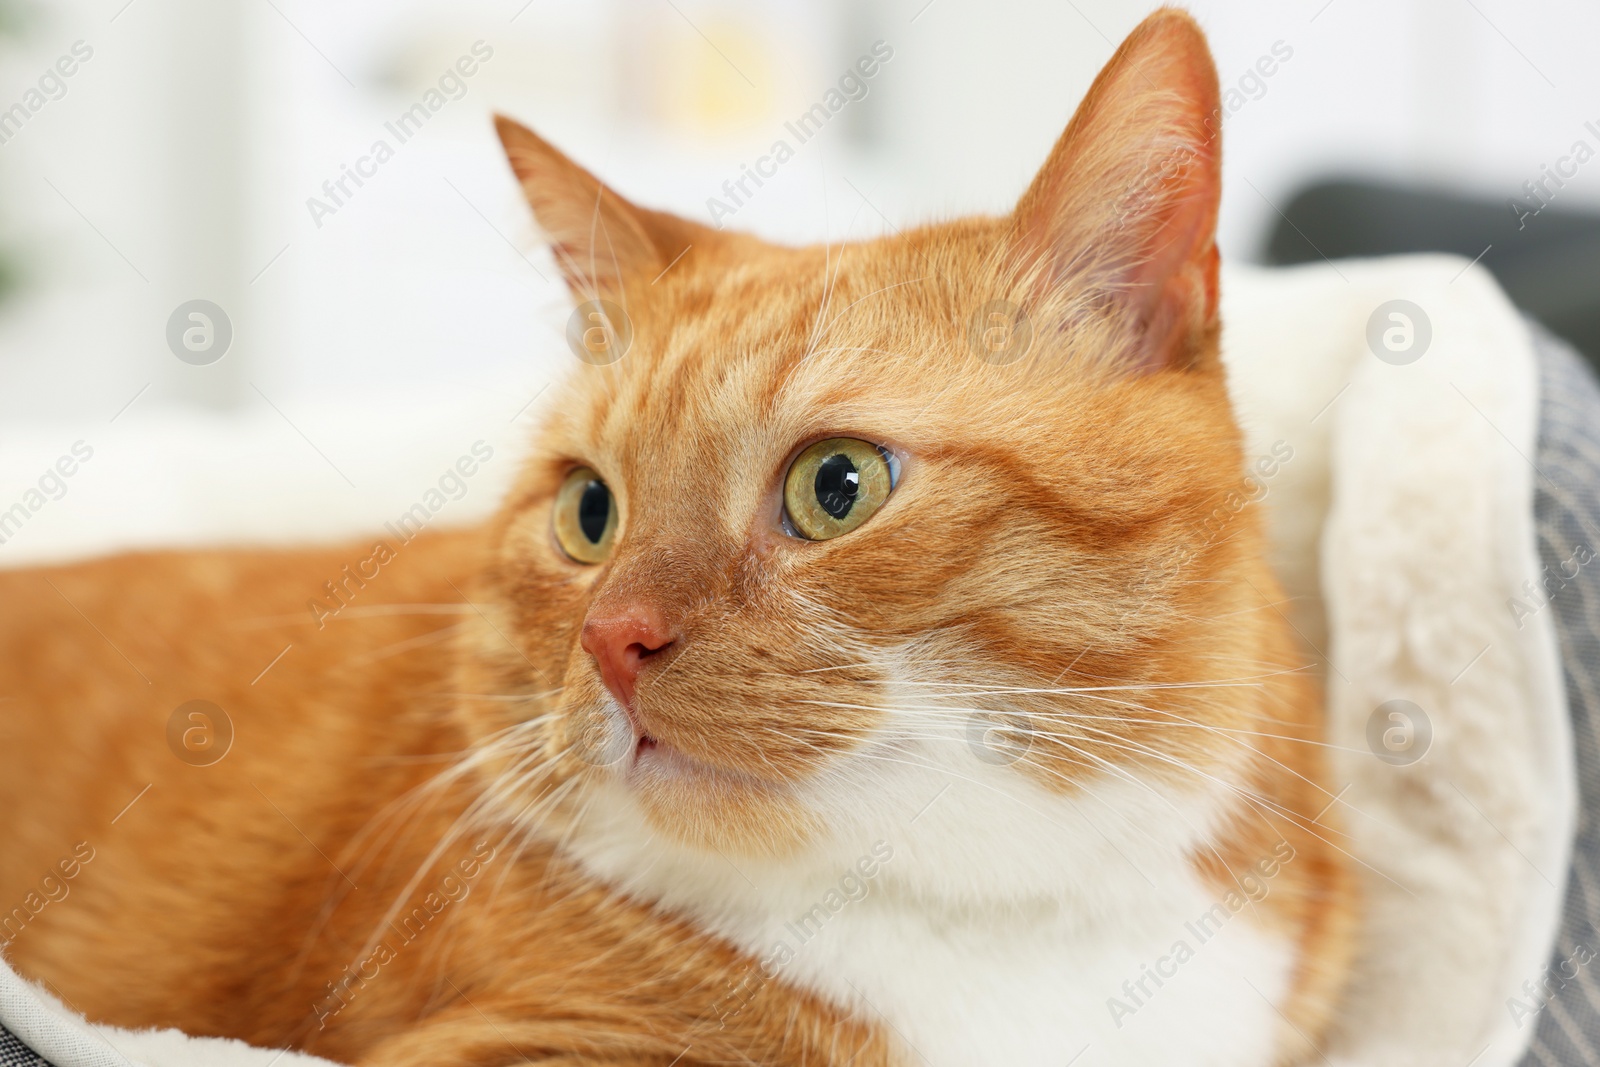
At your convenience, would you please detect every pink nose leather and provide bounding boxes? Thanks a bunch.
[580,608,675,713]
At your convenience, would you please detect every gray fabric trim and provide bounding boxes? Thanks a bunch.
[0,1026,50,1067]
[1518,322,1600,1065]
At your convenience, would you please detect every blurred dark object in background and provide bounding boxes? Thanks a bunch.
[1262,179,1600,369]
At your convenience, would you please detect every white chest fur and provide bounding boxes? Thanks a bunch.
[560,745,1298,1067]
[743,873,1292,1067]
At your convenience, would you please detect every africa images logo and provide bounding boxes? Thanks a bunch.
[704,41,894,228]
[305,41,494,228]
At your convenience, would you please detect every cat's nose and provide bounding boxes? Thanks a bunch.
[580,607,676,713]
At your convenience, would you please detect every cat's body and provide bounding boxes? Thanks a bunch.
[0,11,1356,1065]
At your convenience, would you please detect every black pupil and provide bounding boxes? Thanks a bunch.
[577,480,611,543]
[814,454,860,520]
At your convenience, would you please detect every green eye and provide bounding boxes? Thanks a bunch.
[783,438,897,541]
[553,467,617,564]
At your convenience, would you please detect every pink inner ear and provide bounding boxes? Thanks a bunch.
[1117,145,1222,372]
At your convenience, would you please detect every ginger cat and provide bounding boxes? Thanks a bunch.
[0,10,1355,1066]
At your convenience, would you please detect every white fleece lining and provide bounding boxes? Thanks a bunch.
[1223,256,1574,1067]
[1322,260,1571,1066]
[0,960,339,1067]
[0,256,1578,1065]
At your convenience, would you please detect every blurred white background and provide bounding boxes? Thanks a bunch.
[0,0,1596,555]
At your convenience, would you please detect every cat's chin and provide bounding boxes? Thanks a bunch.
[613,735,819,855]
[625,730,762,790]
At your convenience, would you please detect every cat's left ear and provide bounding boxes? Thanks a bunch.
[1010,9,1222,372]
[495,116,697,302]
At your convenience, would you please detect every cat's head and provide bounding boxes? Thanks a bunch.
[463,10,1274,881]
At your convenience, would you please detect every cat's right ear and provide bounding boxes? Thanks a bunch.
[1009,9,1223,374]
[495,116,695,303]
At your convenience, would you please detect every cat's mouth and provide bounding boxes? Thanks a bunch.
[620,702,662,763]
[620,703,721,780]
[595,703,809,849]
[625,724,757,788]
[629,730,697,775]
[601,699,779,792]
[616,702,678,770]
